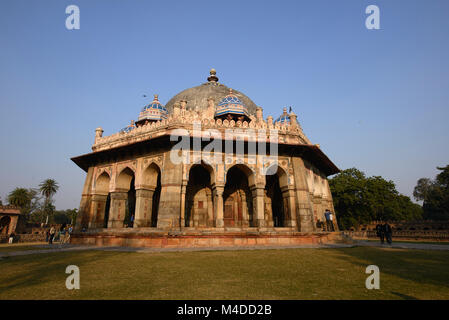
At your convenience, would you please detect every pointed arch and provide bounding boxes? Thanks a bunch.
[116,167,135,191]
[0,216,11,235]
[142,162,161,189]
[223,164,254,227]
[265,165,289,227]
[95,171,111,195]
[227,163,255,187]
[186,161,215,186]
[113,167,136,227]
[185,163,214,227]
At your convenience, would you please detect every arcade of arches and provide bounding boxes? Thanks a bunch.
[78,158,336,233]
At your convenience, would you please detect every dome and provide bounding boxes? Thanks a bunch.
[137,94,168,123]
[215,89,249,118]
[275,107,299,125]
[120,120,136,133]
[164,69,258,116]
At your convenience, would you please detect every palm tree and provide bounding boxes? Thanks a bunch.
[39,179,59,224]
[8,188,32,208]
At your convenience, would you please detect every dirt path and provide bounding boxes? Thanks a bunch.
[2,240,449,259]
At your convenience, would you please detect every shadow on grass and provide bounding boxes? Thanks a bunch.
[0,250,121,294]
[390,291,418,300]
[334,247,449,289]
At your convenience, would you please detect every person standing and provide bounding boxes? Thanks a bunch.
[66,225,73,243]
[324,210,330,231]
[8,232,15,244]
[383,222,393,245]
[328,211,335,231]
[376,223,384,244]
[49,226,55,244]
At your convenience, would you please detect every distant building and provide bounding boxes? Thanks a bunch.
[0,205,21,236]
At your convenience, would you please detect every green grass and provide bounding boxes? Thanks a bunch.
[1,247,449,300]
[364,239,449,245]
[0,243,48,253]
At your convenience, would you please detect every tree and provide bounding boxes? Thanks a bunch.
[413,178,434,202]
[329,168,422,229]
[414,165,449,220]
[328,168,371,230]
[53,209,78,225]
[8,188,32,208]
[39,179,59,203]
[39,179,59,224]
[7,188,42,227]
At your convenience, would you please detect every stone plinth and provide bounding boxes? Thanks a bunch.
[71,229,348,248]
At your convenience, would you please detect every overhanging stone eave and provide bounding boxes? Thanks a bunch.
[71,132,339,176]
[71,134,173,172]
[281,144,340,177]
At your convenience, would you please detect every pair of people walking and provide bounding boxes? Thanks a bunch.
[376,222,393,244]
[324,209,335,232]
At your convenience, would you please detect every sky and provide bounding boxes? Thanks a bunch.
[0,0,448,210]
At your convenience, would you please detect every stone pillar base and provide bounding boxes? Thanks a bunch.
[134,219,151,228]
[255,219,266,228]
[215,219,224,228]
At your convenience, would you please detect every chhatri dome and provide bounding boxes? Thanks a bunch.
[215,88,250,121]
[275,107,299,125]
[135,94,168,126]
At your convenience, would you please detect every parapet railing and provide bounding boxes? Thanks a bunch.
[93,115,311,152]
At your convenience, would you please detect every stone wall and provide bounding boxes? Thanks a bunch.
[345,230,449,242]
[71,229,349,248]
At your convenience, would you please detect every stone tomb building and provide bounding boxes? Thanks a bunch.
[71,70,340,247]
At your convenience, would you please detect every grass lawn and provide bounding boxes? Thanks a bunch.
[0,243,48,253]
[1,247,449,300]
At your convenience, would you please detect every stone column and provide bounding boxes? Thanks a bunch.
[108,192,127,228]
[264,192,274,227]
[89,194,108,228]
[134,188,154,227]
[251,184,265,227]
[75,167,94,231]
[324,179,339,231]
[241,192,250,227]
[213,184,224,228]
[282,187,297,228]
[180,184,187,228]
[206,189,214,227]
[156,153,182,229]
[314,195,323,222]
[291,157,315,232]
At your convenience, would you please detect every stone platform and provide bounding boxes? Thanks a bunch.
[70,228,349,248]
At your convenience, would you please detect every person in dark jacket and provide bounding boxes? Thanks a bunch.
[375,223,384,244]
[383,222,393,244]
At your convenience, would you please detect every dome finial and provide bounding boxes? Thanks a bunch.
[153,94,159,101]
[207,68,219,82]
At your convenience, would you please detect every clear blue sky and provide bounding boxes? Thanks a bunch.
[1,0,448,209]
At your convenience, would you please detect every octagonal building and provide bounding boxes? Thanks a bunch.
[71,69,340,247]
